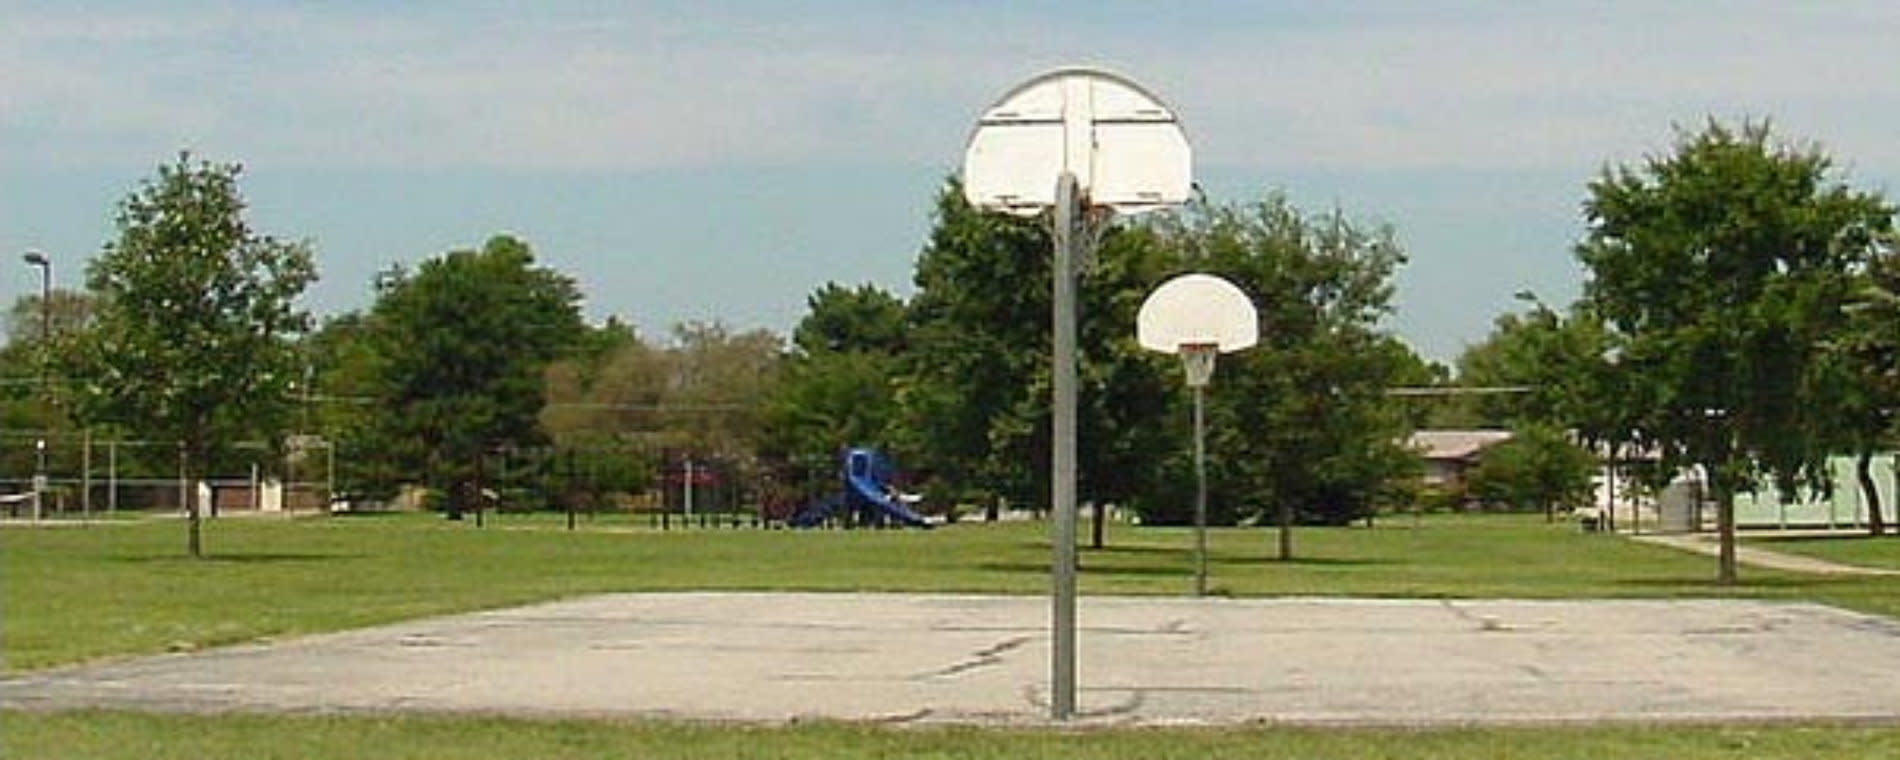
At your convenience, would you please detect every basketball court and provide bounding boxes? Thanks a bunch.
[6,592,1900,725]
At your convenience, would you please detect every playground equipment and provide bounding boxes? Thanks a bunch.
[790,448,931,529]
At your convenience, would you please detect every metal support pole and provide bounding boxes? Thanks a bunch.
[25,251,51,521]
[32,439,46,521]
[108,440,118,514]
[82,430,92,520]
[1049,171,1080,721]
[325,440,336,512]
[1193,385,1208,596]
[691,454,706,520]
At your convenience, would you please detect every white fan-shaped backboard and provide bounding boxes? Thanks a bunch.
[963,67,1191,216]
[1136,273,1259,354]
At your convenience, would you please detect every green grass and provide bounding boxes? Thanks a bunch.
[1747,532,1900,570]
[4,711,1897,760]
[5,512,1896,672]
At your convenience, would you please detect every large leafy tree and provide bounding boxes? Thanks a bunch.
[534,318,656,505]
[901,183,1415,559]
[900,181,1178,532]
[1074,224,1178,544]
[300,312,389,499]
[3,289,97,478]
[360,235,584,517]
[1465,423,1599,521]
[1453,304,1616,430]
[790,282,908,356]
[1160,195,1415,558]
[761,283,908,499]
[659,321,782,462]
[1577,121,1895,582]
[59,153,316,556]
[1451,303,1651,529]
[1819,233,1900,536]
[539,320,667,446]
[5,288,96,348]
[900,183,1054,509]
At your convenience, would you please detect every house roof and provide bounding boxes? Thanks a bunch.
[1407,430,1514,461]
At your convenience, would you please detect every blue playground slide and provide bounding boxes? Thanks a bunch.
[788,448,931,529]
[846,464,931,528]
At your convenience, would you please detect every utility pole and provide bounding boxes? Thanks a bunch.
[23,249,52,520]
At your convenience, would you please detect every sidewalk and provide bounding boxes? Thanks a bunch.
[1627,532,1900,576]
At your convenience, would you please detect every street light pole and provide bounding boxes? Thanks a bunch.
[23,250,52,520]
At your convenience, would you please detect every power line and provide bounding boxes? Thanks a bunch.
[1384,386,1534,397]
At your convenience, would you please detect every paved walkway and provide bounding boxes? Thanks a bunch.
[1628,533,1900,576]
[6,593,1900,726]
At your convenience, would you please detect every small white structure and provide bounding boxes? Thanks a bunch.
[1655,456,1900,532]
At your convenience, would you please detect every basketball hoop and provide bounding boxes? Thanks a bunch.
[964,67,1194,721]
[1179,343,1218,388]
[1135,273,1258,600]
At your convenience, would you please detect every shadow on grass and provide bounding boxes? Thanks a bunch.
[114,552,362,565]
[978,561,1196,578]
[1221,555,1403,568]
[1083,544,1192,557]
[327,510,413,520]
[1609,575,1828,591]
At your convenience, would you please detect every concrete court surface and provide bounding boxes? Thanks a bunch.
[5,592,1900,726]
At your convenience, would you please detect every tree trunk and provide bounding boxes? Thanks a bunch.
[1605,455,1618,533]
[1710,465,1737,586]
[1090,501,1105,549]
[1857,450,1885,538]
[1276,501,1293,561]
[181,444,203,559]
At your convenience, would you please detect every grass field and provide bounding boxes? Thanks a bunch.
[5,512,1898,758]
[1748,532,1900,570]
[4,711,1897,760]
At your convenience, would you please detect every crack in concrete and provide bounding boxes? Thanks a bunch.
[923,635,1032,680]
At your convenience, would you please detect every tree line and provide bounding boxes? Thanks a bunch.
[5,121,1896,580]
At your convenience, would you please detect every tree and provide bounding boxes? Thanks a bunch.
[1157,195,1415,559]
[3,289,99,478]
[899,181,1178,536]
[5,288,96,348]
[58,153,315,556]
[1465,424,1598,521]
[1452,303,1615,430]
[1450,303,1654,529]
[539,320,667,446]
[659,321,782,461]
[360,235,584,518]
[1820,232,1900,536]
[791,282,908,356]
[901,183,1417,559]
[300,312,389,500]
[1576,120,1895,582]
[900,182,1055,510]
[762,283,908,499]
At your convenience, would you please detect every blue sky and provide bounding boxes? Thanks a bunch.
[4,1,1896,360]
